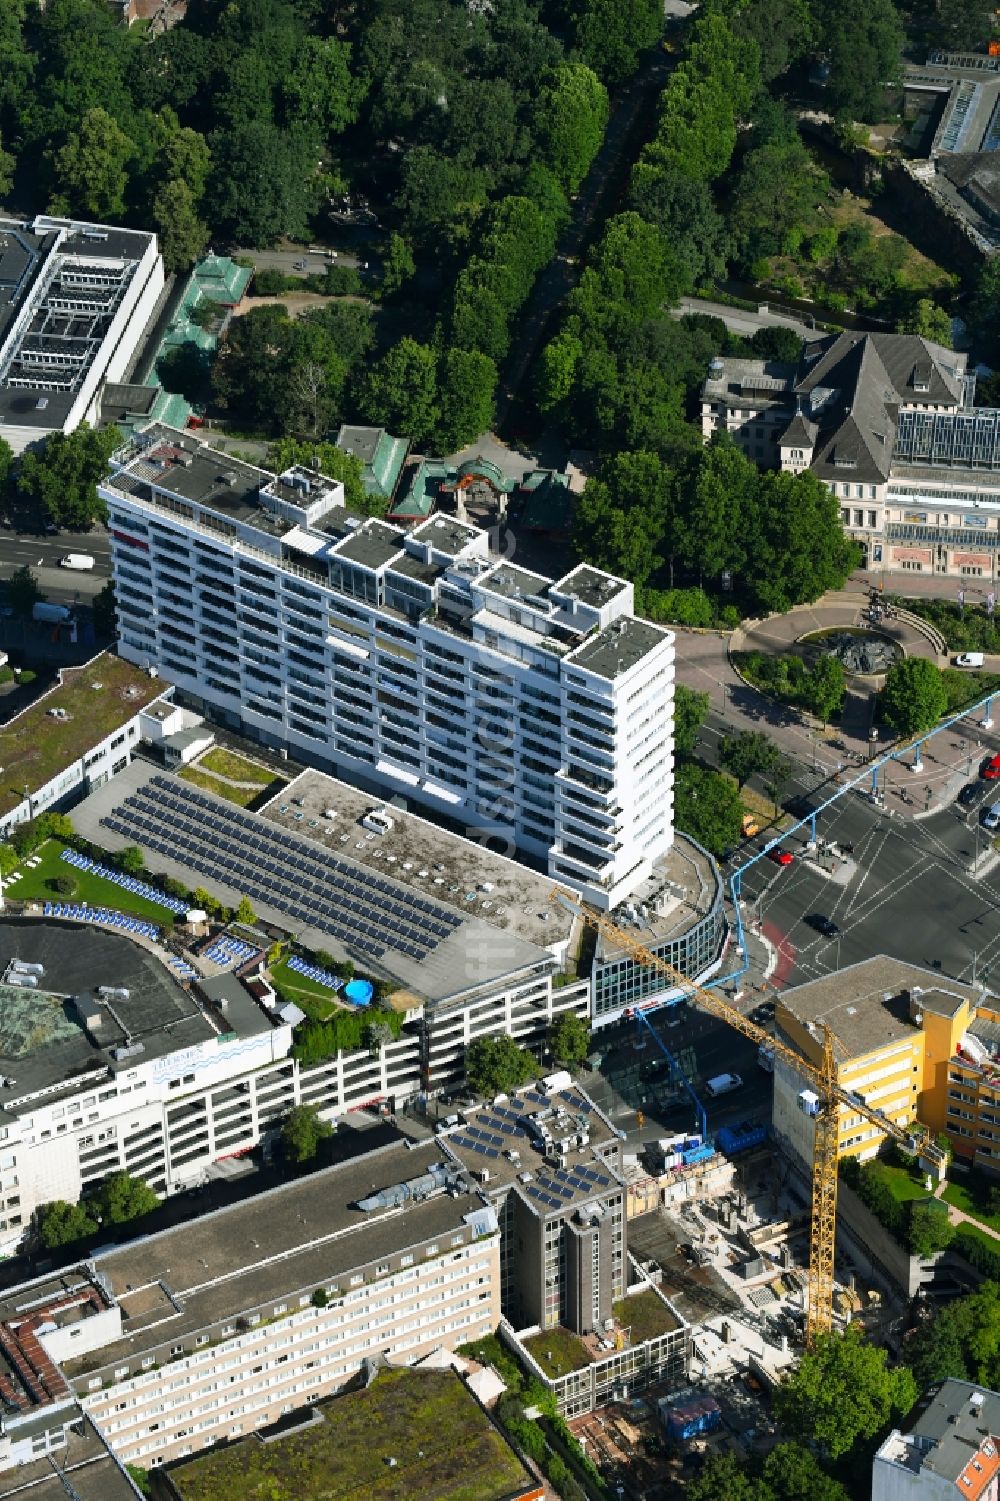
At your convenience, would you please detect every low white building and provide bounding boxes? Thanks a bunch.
[0,215,163,453]
[0,1140,500,1472]
[0,654,170,839]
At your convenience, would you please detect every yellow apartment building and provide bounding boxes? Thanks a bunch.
[770,957,997,1172]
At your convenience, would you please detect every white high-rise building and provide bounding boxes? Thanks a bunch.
[101,425,675,908]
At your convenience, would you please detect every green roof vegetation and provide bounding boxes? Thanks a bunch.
[196,748,279,785]
[168,1368,531,1501]
[179,764,286,808]
[523,1327,591,1378]
[612,1288,680,1343]
[269,955,340,1021]
[0,655,163,816]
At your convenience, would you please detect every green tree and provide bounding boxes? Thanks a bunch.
[536,330,583,414]
[727,0,814,83]
[813,0,903,122]
[37,1199,98,1250]
[729,137,828,264]
[628,168,730,289]
[573,449,669,587]
[934,0,992,53]
[674,762,745,856]
[206,121,320,245]
[674,685,710,758]
[774,1325,917,1461]
[235,896,256,926]
[125,1467,152,1499]
[882,658,948,737]
[804,655,846,726]
[750,326,804,363]
[908,1201,956,1257]
[466,1035,537,1097]
[685,1452,762,1501]
[762,1441,850,1501]
[358,338,439,447]
[380,232,415,299]
[280,35,360,139]
[115,846,145,876]
[7,564,40,618]
[672,441,757,584]
[720,730,783,790]
[534,64,608,194]
[88,1172,160,1226]
[50,107,134,220]
[745,469,860,614]
[152,177,209,274]
[16,425,119,531]
[280,1104,333,1165]
[0,135,15,201]
[571,0,663,87]
[548,1012,590,1068]
[434,348,497,454]
[896,298,953,348]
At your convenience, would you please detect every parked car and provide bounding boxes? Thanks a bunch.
[750,1001,775,1025]
[805,913,839,938]
[956,652,985,668]
[958,782,980,807]
[766,847,794,866]
[982,755,1000,780]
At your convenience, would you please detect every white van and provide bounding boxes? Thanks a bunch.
[705,1072,742,1097]
[59,553,95,571]
[956,652,985,668]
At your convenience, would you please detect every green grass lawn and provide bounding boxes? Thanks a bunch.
[943,1179,1000,1233]
[523,1327,592,1378]
[613,1288,680,1343]
[10,842,175,922]
[867,1160,930,1204]
[179,765,284,808]
[198,747,277,785]
[269,955,341,1021]
[169,1368,529,1501]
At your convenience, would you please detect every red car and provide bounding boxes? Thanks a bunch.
[983,755,1000,780]
[766,847,794,866]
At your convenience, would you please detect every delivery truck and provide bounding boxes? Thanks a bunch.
[59,554,95,571]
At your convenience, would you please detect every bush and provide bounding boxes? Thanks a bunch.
[253,267,295,295]
[308,264,363,296]
[50,875,76,895]
[953,1224,1000,1279]
[0,666,12,684]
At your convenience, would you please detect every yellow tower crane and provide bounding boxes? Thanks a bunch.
[554,891,946,1347]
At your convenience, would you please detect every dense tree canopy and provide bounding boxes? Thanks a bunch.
[882,659,949,737]
[774,1326,917,1461]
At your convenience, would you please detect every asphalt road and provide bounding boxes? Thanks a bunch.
[0,531,110,607]
[729,761,1000,994]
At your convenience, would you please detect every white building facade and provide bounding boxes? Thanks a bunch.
[100,425,675,909]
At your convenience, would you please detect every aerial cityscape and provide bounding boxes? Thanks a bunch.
[2,1,1000,1499]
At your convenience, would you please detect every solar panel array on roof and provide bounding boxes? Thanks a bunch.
[100,775,463,965]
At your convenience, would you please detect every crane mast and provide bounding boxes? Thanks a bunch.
[553,889,945,1345]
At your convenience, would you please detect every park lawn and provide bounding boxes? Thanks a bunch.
[169,1368,529,1501]
[523,1327,591,1378]
[179,765,280,808]
[198,747,277,784]
[614,1288,680,1343]
[943,1180,1000,1234]
[953,1220,1000,1257]
[10,841,175,922]
[269,955,340,1021]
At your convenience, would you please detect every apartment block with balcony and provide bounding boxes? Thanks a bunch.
[0,1140,499,1471]
[100,424,675,909]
